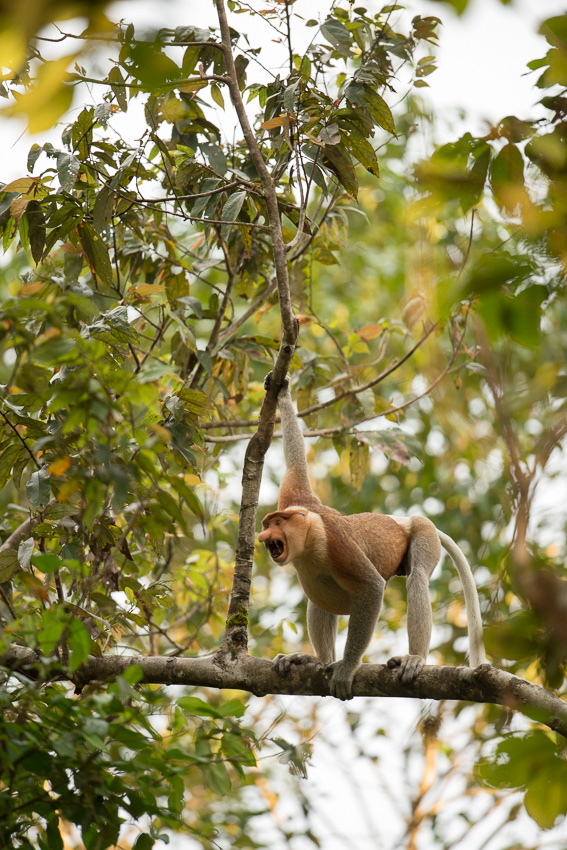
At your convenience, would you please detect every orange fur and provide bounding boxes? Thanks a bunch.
[260,373,486,700]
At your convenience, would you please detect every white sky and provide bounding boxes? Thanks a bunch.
[2,0,567,182]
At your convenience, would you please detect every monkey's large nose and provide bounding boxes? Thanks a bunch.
[258,529,270,543]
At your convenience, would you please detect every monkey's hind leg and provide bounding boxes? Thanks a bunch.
[388,518,440,685]
[273,602,337,676]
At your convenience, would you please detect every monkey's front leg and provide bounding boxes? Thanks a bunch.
[273,603,337,678]
[329,574,385,700]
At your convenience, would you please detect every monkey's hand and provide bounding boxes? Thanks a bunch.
[264,371,290,401]
[387,654,425,685]
[272,652,318,677]
[328,660,357,701]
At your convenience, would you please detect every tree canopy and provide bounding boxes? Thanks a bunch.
[0,1,566,847]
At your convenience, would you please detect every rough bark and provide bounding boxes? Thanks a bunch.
[215,0,298,651]
[3,644,566,737]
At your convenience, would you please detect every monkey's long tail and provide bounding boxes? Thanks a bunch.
[437,530,487,667]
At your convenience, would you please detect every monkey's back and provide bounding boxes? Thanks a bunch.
[340,512,409,580]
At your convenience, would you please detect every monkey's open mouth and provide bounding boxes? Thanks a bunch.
[266,539,285,560]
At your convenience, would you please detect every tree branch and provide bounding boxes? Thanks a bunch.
[215,0,298,652]
[4,645,566,737]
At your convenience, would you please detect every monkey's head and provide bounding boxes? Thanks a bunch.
[258,509,309,564]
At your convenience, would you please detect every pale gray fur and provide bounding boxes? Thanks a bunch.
[436,530,487,666]
[307,601,337,663]
[277,385,313,493]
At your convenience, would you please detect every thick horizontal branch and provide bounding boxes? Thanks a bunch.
[4,646,566,737]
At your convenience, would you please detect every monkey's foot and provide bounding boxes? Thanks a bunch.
[272,652,318,677]
[327,660,357,701]
[263,371,290,397]
[387,654,425,685]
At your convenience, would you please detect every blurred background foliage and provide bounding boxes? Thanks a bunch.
[0,0,566,847]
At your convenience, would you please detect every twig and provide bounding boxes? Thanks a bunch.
[0,410,42,470]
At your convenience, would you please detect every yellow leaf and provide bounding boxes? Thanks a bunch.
[178,79,208,93]
[359,324,383,341]
[19,282,45,296]
[48,457,72,476]
[0,30,26,76]
[184,474,202,486]
[10,197,31,222]
[37,328,61,343]
[4,177,38,193]
[260,115,288,129]
[130,283,166,297]
[149,424,173,441]
[303,131,324,147]
[1,54,77,133]
[57,479,81,502]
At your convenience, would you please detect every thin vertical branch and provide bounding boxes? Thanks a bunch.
[215,0,299,653]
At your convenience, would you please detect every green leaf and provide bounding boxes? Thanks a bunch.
[92,185,115,233]
[484,611,540,661]
[165,271,190,307]
[464,252,534,294]
[349,438,369,492]
[0,548,20,583]
[217,698,246,718]
[362,88,395,134]
[108,66,128,111]
[169,477,204,519]
[26,200,46,263]
[540,15,567,49]
[68,618,92,671]
[72,107,94,160]
[18,536,35,568]
[207,761,231,795]
[78,222,113,286]
[0,443,25,489]
[37,608,66,655]
[27,143,43,172]
[133,836,155,850]
[155,489,188,531]
[191,178,221,217]
[524,757,567,828]
[346,132,380,176]
[476,284,546,347]
[345,82,395,134]
[491,142,525,214]
[320,18,351,55]
[26,468,51,509]
[31,552,61,573]
[178,696,223,717]
[57,152,80,193]
[221,190,247,223]
[322,144,358,198]
[210,83,225,109]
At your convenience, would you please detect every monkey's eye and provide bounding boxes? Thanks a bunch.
[275,520,280,526]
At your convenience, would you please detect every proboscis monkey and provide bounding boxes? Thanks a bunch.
[258,375,486,700]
